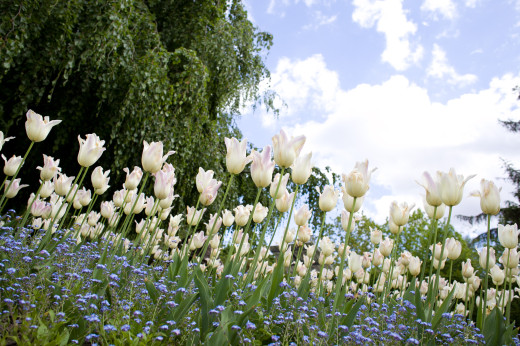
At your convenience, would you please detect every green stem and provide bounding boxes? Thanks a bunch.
[482,214,491,329]
[420,206,437,284]
[17,182,43,229]
[429,206,452,320]
[332,199,356,314]
[448,260,453,284]
[197,174,234,265]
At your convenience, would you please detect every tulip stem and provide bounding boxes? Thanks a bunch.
[506,262,513,325]
[481,214,491,329]
[57,166,89,231]
[0,141,34,215]
[198,174,234,266]
[448,260,453,284]
[420,206,437,285]
[244,167,287,284]
[17,182,43,230]
[430,206,452,321]
[290,225,302,278]
[383,228,401,305]
[332,199,356,314]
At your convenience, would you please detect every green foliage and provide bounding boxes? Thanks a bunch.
[0,0,273,218]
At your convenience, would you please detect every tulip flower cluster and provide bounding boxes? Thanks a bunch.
[0,111,517,345]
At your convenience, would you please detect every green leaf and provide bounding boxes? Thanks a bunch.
[432,286,456,330]
[172,293,199,322]
[145,278,159,304]
[193,266,214,337]
[340,296,365,328]
[483,307,506,346]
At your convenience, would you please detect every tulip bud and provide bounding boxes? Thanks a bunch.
[500,248,520,269]
[25,109,61,142]
[272,129,306,168]
[379,238,394,257]
[470,179,501,215]
[382,258,391,273]
[372,248,384,266]
[388,220,401,235]
[2,154,23,176]
[91,166,110,191]
[439,168,476,206]
[370,227,382,245]
[123,166,143,190]
[409,256,421,276]
[77,134,106,167]
[343,160,376,198]
[446,237,462,260]
[186,206,205,226]
[234,205,253,227]
[490,265,505,286]
[498,224,519,249]
[294,204,311,226]
[250,146,275,188]
[349,251,362,273]
[341,188,363,213]
[430,242,448,261]
[416,171,443,207]
[423,197,445,219]
[88,211,101,227]
[461,260,474,278]
[100,201,116,220]
[224,137,252,175]
[479,246,496,270]
[270,173,290,199]
[389,201,415,227]
[4,178,28,198]
[275,190,294,213]
[297,224,312,244]
[0,131,14,151]
[291,152,313,185]
[340,210,353,232]
[153,165,176,201]
[40,180,54,198]
[142,141,175,174]
[316,185,339,212]
[222,209,234,227]
[320,236,335,257]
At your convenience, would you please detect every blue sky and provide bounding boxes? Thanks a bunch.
[238,0,520,237]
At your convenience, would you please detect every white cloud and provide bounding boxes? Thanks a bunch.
[426,44,478,87]
[464,0,480,8]
[247,55,520,233]
[303,10,338,30]
[421,0,457,20]
[256,54,342,127]
[267,0,333,15]
[352,0,424,70]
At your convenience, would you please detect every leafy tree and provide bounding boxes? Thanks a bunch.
[0,0,273,217]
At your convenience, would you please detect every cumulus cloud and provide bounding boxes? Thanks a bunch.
[421,0,457,20]
[303,10,338,30]
[352,0,424,70]
[245,55,520,234]
[426,44,478,87]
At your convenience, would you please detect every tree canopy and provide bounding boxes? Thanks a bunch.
[0,0,273,216]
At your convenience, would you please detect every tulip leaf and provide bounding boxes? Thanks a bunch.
[172,292,199,322]
[145,278,159,304]
[483,307,506,346]
[432,285,455,330]
[193,266,214,337]
[341,296,365,327]
[267,257,284,309]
